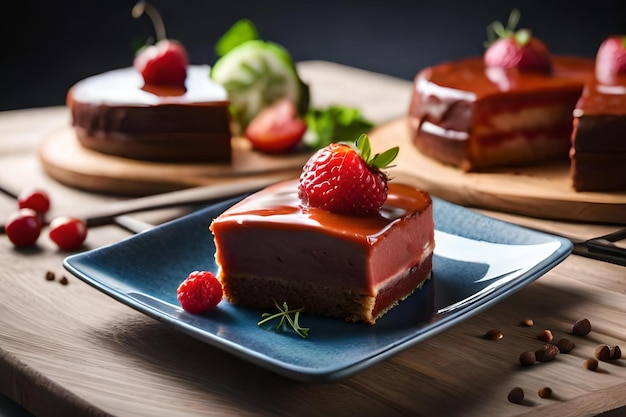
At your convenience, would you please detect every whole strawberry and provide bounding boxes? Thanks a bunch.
[483,9,552,73]
[298,134,398,215]
[595,35,626,84]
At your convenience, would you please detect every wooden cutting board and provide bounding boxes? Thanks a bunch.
[37,127,310,196]
[369,117,626,224]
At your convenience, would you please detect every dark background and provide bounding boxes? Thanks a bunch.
[2,0,625,111]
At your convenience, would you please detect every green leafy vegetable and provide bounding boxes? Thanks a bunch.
[258,300,310,338]
[304,106,375,150]
[215,19,260,57]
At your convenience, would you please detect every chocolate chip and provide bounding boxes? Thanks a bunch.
[520,319,534,327]
[537,329,553,343]
[45,271,55,281]
[538,387,552,399]
[483,329,504,341]
[583,357,599,371]
[573,318,591,336]
[519,350,536,366]
[595,345,611,361]
[59,276,69,286]
[507,387,524,404]
[535,344,560,362]
[556,338,575,354]
[611,345,622,360]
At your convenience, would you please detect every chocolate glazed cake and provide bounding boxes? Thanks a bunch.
[570,81,626,191]
[67,65,232,163]
[408,56,593,171]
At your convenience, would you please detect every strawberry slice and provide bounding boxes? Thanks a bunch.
[595,35,626,84]
[483,9,552,73]
[298,134,398,215]
[245,99,307,153]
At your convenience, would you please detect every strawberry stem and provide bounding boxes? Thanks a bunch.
[354,134,398,171]
[484,8,522,47]
[132,1,167,42]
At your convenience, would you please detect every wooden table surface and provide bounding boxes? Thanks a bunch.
[1,61,626,417]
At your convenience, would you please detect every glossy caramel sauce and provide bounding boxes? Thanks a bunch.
[212,179,432,245]
[416,56,593,100]
[575,79,626,116]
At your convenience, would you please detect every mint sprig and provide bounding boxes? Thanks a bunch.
[258,300,310,338]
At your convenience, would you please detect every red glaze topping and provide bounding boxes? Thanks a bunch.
[214,179,431,244]
[416,56,592,101]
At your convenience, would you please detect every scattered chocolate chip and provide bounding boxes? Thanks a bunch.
[538,387,552,399]
[519,350,536,366]
[59,276,69,286]
[537,329,553,343]
[45,271,55,281]
[573,318,591,336]
[595,345,611,361]
[520,319,534,327]
[583,357,599,371]
[483,329,504,341]
[535,344,560,362]
[508,387,524,404]
[611,345,622,360]
[556,338,575,354]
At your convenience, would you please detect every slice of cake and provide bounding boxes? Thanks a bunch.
[408,12,594,171]
[570,35,626,192]
[67,65,232,163]
[210,135,435,324]
[409,57,593,172]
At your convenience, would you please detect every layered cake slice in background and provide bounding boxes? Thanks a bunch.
[570,35,626,192]
[408,9,593,172]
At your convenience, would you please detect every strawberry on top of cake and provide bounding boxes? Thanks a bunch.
[66,1,232,163]
[408,9,593,172]
[570,35,626,192]
[210,135,435,324]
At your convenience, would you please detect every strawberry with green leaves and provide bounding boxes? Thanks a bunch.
[483,9,552,74]
[298,134,398,215]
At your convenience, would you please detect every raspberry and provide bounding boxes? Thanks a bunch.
[176,271,223,314]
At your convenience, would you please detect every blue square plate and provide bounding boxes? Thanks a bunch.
[64,195,572,382]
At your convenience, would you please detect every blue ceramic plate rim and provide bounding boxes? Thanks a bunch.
[64,195,572,382]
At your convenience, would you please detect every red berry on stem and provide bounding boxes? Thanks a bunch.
[18,188,51,215]
[132,1,189,87]
[245,99,307,153]
[298,134,398,215]
[177,271,223,314]
[49,216,87,251]
[5,209,41,247]
[483,9,552,73]
[595,35,626,84]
